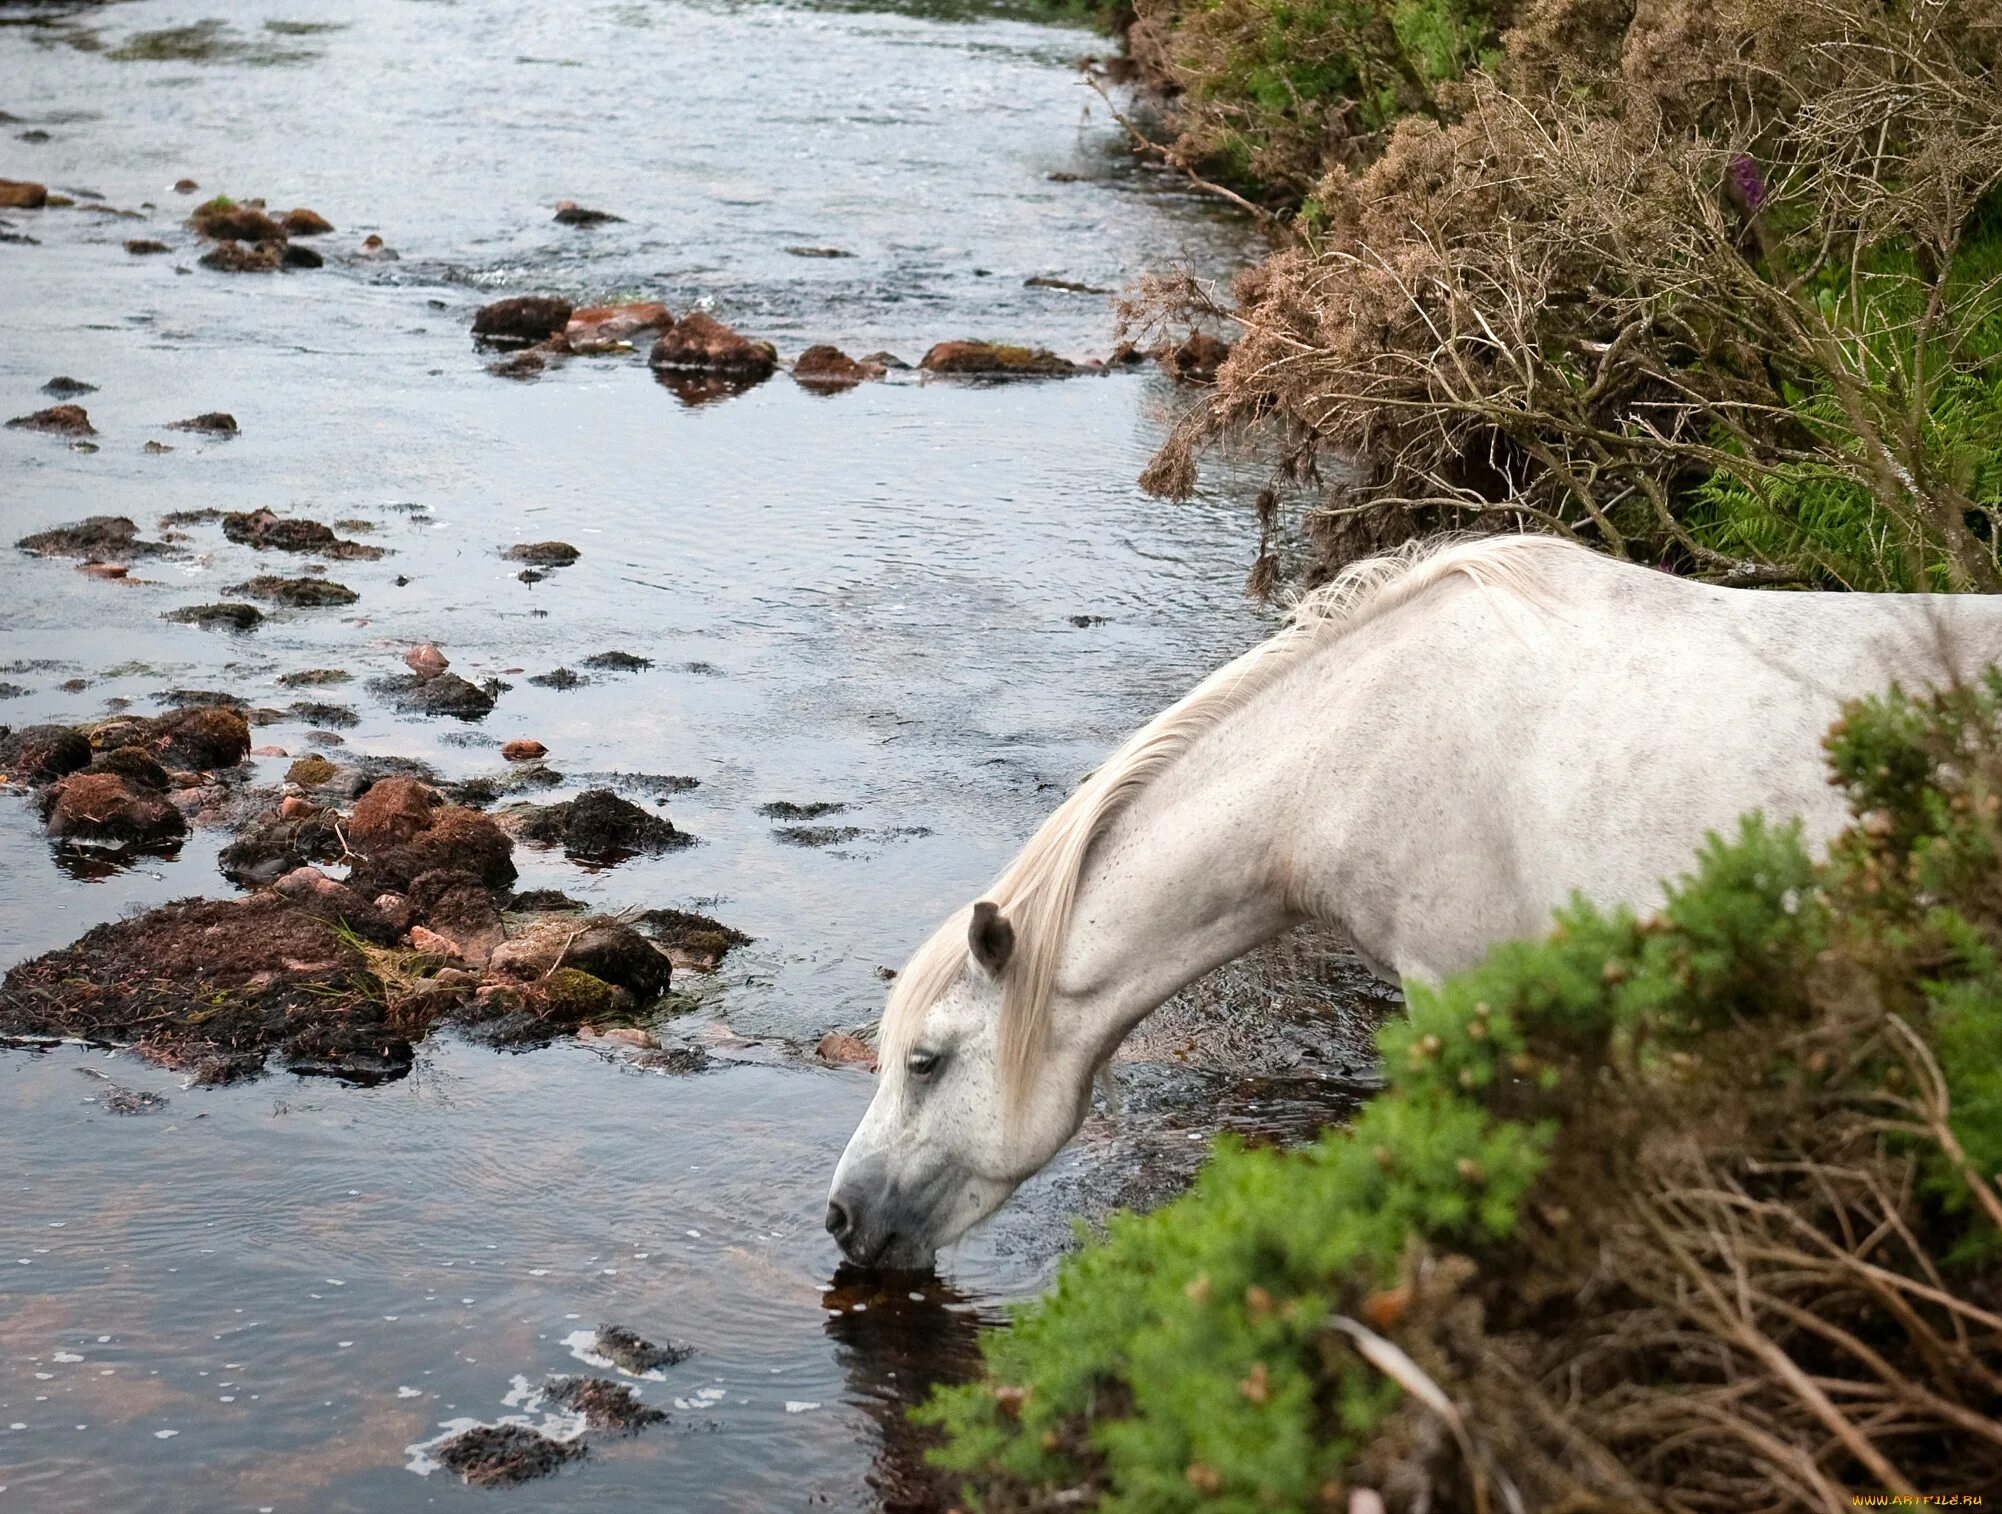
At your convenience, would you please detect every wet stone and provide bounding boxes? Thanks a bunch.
[792,344,884,389]
[579,650,650,672]
[1159,331,1232,382]
[286,700,358,729]
[0,892,406,1085]
[757,800,845,820]
[511,788,687,860]
[544,1376,665,1432]
[277,667,351,687]
[919,340,1077,378]
[433,1423,583,1487]
[40,769,186,846]
[631,907,749,970]
[226,575,358,607]
[163,602,263,632]
[595,1324,693,1375]
[503,541,579,567]
[41,376,96,397]
[189,197,284,241]
[198,239,285,273]
[7,404,96,435]
[368,671,497,721]
[647,312,776,379]
[17,515,169,560]
[0,725,92,782]
[279,206,332,235]
[527,667,586,689]
[124,237,171,255]
[553,200,622,226]
[773,824,866,848]
[222,508,382,560]
[167,411,238,435]
[472,295,573,346]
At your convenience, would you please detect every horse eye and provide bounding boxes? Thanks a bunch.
[906,1049,942,1080]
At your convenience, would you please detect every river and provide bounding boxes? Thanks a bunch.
[0,2,1386,1508]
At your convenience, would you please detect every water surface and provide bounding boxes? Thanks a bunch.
[0,3,1380,1508]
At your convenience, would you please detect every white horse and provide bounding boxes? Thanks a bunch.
[826,535,2002,1268]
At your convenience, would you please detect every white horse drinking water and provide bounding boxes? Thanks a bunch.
[826,535,2002,1268]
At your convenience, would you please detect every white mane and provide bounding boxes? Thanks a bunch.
[879,532,1573,1107]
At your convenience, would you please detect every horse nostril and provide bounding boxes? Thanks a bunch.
[825,1200,852,1241]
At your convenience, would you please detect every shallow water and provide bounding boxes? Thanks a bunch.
[0,3,1381,1508]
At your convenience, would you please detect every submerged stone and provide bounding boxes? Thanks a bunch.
[16,515,167,559]
[594,1324,693,1375]
[647,312,776,379]
[162,602,263,631]
[919,340,1076,377]
[472,295,573,346]
[226,575,357,607]
[7,404,95,436]
[433,1423,583,1487]
[511,788,686,860]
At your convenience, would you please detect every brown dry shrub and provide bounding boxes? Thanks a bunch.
[1137,0,2002,592]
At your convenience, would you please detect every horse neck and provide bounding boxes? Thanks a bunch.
[1046,694,1316,1041]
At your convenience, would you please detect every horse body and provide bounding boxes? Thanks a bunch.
[827,538,2002,1269]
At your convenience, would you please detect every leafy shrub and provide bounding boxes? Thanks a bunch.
[919,671,2002,1509]
[1127,0,1505,204]
[1129,0,2002,594]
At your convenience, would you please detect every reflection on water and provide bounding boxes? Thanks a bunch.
[0,0,1369,1508]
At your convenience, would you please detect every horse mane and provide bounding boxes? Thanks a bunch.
[878,532,1575,1110]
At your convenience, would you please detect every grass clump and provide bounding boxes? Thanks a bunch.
[919,670,2002,1509]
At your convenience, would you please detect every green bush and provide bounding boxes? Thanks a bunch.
[1133,0,1502,202]
[919,672,2002,1509]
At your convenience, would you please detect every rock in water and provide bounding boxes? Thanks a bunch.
[647,312,777,379]
[919,340,1076,377]
[0,178,48,208]
[225,575,357,608]
[511,788,686,860]
[0,725,92,782]
[792,345,885,390]
[279,207,333,235]
[167,411,238,434]
[40,768,189,846]
[503,541,579,567]
[369,671,496,720]
[563,302,672,348]
[471,295,573,346]
[1159,331,1231,382]
[544,1376,665,1432]
[16,516,167,559]
[162,602,263,631]
[7,404,95,436]
[433,1423,583,1487]
[553,200,622,226]
[188,197,284,240]
[198,240,286,273]
[593,1324,693,1375]
[816,1031,878,1070]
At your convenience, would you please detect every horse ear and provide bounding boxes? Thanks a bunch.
[968,900,1015,978]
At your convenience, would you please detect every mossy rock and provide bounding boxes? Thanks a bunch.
[539,967,624,1024]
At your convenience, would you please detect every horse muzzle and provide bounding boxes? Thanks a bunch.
[825,1159,944,1271]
